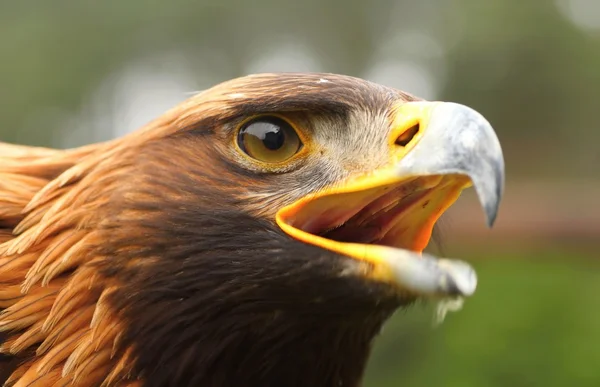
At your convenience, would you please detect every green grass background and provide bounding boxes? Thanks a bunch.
[365,250,599,387]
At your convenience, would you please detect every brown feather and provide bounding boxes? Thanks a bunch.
[0,73,419,386]
[0,139,133,385]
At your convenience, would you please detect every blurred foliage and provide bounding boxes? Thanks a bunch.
[1,1,599,386]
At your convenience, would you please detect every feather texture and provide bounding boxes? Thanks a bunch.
[0,142,134,386]
[0,73,420,386]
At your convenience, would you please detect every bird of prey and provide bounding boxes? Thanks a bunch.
[0,73,504,387]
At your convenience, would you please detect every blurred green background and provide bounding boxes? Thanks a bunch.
[1,1,598,386]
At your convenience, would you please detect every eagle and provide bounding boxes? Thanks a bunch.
[0,73,504,387]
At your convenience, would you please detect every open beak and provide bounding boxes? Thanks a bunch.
[276,101,504,300]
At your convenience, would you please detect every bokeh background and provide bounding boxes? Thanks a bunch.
[1,1,599,386]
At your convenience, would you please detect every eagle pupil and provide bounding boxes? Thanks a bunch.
[262,127,284,150]
[242,118,290,151]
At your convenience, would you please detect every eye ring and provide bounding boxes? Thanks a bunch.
[236,115,304,164]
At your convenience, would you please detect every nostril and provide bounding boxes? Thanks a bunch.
[395,124,420,147]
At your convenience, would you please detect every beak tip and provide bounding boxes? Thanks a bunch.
[477,163,504,228]
[483,185,502,228]
[485,208,498,228]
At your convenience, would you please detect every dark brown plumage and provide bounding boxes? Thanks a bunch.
[0,73,504,386]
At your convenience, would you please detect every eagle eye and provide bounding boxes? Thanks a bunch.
[237,116,302,163]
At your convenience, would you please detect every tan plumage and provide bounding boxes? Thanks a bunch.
[0,73,504,387]
[0,143,130,386]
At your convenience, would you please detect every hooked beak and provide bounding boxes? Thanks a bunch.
[276,101,505,300]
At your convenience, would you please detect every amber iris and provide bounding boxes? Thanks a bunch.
[238,116,302,163]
